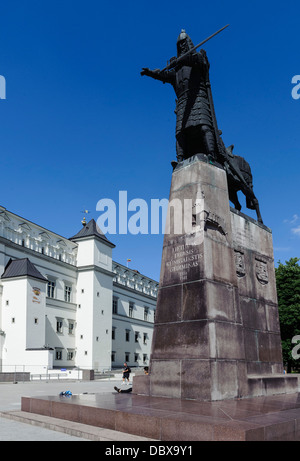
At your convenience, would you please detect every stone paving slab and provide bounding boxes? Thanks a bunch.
[0,410,156,441]
[0,379,146,441]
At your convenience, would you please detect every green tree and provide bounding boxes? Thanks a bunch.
[275,257,300,372]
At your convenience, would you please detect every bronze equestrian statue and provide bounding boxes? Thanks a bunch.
[222,143,263,224]
[141,29,263,224]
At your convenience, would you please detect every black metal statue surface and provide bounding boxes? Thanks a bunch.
[141,29,263,223]
[141,30,216,163]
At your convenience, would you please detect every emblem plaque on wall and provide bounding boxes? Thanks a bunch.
[234,249,246,278]
[255,257,269,285]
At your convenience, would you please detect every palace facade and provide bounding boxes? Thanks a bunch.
[0,205,158,373]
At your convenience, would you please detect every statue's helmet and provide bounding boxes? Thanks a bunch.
[177,30,194,56]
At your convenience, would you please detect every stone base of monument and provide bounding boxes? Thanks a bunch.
[20,155,300,441]
[133,373,299,400]
[143,154,297,401]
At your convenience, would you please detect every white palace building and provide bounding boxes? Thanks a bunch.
[0,205,158,375]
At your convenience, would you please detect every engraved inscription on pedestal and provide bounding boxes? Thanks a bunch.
[165,243,202,282]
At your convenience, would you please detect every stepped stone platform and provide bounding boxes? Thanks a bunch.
[22,390,300,441]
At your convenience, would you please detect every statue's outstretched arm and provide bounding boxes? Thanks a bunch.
[141,68,174,84]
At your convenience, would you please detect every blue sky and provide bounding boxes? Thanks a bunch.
[0,0,299,281]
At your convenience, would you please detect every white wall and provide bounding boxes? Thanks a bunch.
[112,285,156,368]
[26,278,47,349]
[91,271,113,371]
[75,269,95,369]
[75,235,114,371]
[1,277,50,370]
[2,278,28,365]
[0,207,158,373]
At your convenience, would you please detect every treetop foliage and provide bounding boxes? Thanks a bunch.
[275,258,300,371]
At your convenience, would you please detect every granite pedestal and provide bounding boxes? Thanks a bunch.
[134,154,297,401]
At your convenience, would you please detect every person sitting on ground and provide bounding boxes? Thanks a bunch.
[114,385,132,393]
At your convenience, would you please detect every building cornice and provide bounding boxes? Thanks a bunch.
[70,234,115,248]
[46,297,77,312]
[0,236,77,269]
[0,205,77,244]
[113,281,157,301]
[112,261,158,285]
[112,313,154,326]
[77,264,115,278]
[1,274,48,283]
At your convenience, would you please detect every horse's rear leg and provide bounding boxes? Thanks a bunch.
[229,190,242,211]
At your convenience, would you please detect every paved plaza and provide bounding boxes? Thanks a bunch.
[0,377,152,441]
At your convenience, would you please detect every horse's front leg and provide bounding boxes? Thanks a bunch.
[252,198,263,224]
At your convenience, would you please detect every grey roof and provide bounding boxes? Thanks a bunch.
[1,258,48,282]
[69,219,115,247]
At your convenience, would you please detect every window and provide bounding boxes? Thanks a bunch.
[6,300,9,306]
[135,332,139,343]
[34,318,38,324]
[47,280,55,298]
[11,317,15,323]
[112,327,116,340]
[143,354,148,363]
[65,285,72,302]
[68,321,74,335]
[111,351,116,362]
[125,352,130,362]
[129,301,134,318]
[56,319,63,333]
[134,353,139,362]
[144,307,149,321]
[125,330,130,342]
[143,333,148,345]
[112,297,118,314]
[67,350,74,361]
[56,349,62,360]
